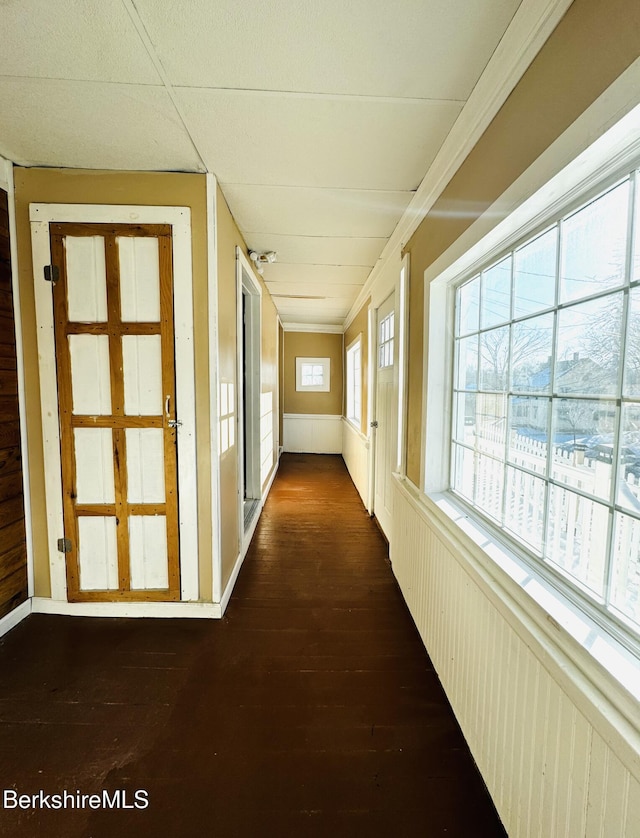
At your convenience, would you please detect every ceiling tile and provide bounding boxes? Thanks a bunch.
[136,0,521,99]
[177,88,463,191]
[245,234,385,267]
[222,183,412,239]
[0,1,160,84]
[0,79,203,171]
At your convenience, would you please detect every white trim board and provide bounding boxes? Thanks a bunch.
[30,203,199,604]
[282,322,343,334]
[5,164,35,598]
[0,601,31,639]
[206,174,223,605]
[32,597,220,619]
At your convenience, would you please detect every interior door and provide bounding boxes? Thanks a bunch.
[50,223,180,602]
[372,292,397,539]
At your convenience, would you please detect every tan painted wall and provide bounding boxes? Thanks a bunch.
[403,0,640,487]
[13,168,212,599]
[283,332,343,415]
[216,186,279,590]
[343,300,369,435]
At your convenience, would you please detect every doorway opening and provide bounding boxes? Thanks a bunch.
[236,249,262,537]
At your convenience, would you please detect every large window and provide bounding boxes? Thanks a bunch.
[346,338,361,426]
[452,172,640,639]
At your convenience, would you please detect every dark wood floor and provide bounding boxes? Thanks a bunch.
[0,454,506,837]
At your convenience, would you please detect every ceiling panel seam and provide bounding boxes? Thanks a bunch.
[122,0,207,172]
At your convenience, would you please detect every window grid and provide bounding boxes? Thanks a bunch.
[379,311,394,368]
[451,170,640,637]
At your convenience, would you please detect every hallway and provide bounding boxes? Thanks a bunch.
[0,454,505,837]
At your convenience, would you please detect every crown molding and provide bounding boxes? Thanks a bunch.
[281,322,343,334]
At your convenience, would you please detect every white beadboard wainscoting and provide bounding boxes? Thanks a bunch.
[283,414,342,454]
[391,476,640,838]
[341,418,369,510]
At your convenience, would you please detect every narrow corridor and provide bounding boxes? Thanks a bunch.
[0,454,505,837]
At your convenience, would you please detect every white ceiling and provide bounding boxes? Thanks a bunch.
[0,0,524,327]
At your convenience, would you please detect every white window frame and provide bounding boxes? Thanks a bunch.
[296,356,330,393]
[346,337,362,428]
[424,104,640,701]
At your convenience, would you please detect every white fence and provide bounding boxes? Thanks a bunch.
[456,425,640,622]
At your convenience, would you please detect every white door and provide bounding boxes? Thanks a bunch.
[372,292,397,538]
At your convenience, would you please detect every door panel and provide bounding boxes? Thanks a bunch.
[51,223,180,602]
[373,293,397,538]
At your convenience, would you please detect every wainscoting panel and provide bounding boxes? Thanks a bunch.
[283,414,342,455]
[391,477,640,838]
[341,419,369,509]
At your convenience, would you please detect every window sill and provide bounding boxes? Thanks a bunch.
[393,474,640,766]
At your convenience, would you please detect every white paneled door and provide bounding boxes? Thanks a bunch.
[372,292,397,539]
[50,223,180,602]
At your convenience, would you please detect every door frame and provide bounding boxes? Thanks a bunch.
[30,204,199,603]
[235,247,262,548]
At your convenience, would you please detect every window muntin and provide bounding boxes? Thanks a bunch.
[451,172,640,637]
[346,339,362,426]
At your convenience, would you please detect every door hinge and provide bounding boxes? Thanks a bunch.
[57,537,72,554]
[370,420,379,428]
[44,265,60,284]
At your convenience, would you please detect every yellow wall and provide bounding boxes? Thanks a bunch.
[283,332,343,415]
[343,300,369,435]
[216,186,279,590]
[13,168,212,599]
[403,0,640,486]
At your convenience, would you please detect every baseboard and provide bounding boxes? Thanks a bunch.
[31,597,221,619]
[0,599,32,638]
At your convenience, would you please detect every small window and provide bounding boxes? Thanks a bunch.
[296,357,330,392]
[346,338,362,426]
[379,311,394,368]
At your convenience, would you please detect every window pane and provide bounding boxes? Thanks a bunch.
[551,398,616,502]
[511,313,554,393]
[623,287,640,397]
[479,326,509,391]
[476,393,506,457]
[475,453,504,522]
[508,397,548,475]
[611,511,640,627]
[505,467,546,552]
[457,277,480,335]
[452,443,475,503]
[453,393,476,445]
[480,257,512,329]
[455,335,478,390]
[555,295,623,396]
[560,181,629,304]
[514,228,557,317]
[617,404,640,512]
[546,486,609,595]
